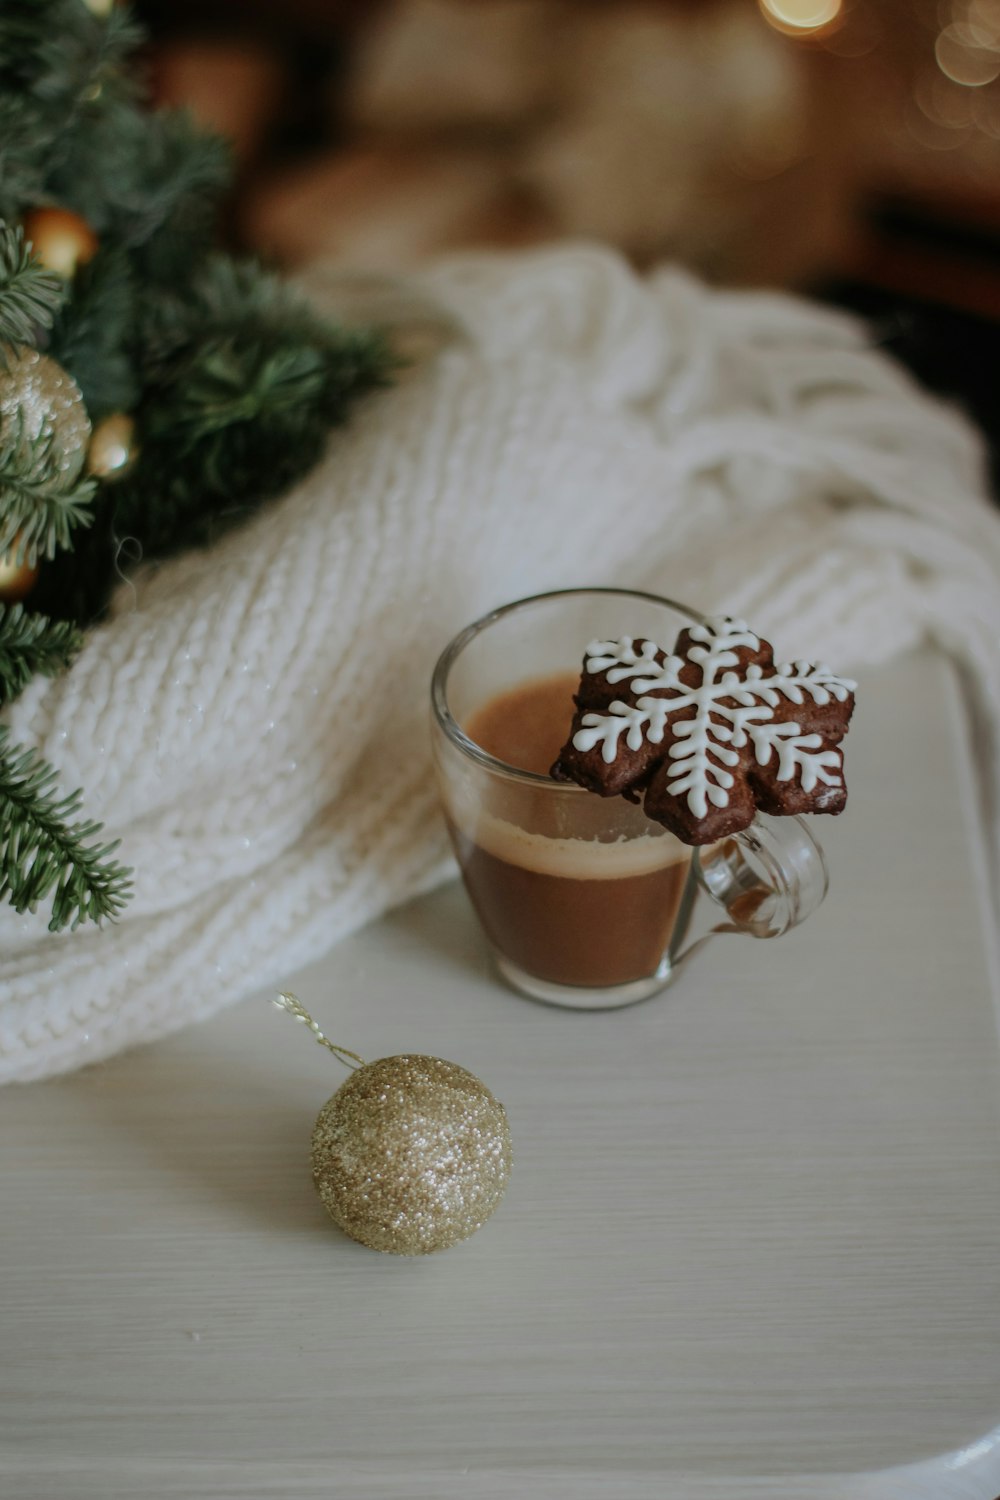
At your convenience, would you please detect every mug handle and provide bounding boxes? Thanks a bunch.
[693,812,829,940]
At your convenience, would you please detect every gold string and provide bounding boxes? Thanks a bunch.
[272,992,366,1070]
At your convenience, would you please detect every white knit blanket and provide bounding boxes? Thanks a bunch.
[3,245,999,1085]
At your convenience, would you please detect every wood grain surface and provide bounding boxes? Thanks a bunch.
[2,652,999,1500]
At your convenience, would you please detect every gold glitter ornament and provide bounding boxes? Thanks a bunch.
[274,993,512,1256]
[0,347,91,483]
[87,412,137,481]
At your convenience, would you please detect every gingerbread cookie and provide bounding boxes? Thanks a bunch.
[551,616,856,845]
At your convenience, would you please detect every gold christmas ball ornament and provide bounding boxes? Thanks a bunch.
[87,412,137,480]
[21,207,99,280]
[0,546,38,604]
[0,347,91,483]
[312,1054,512,1255]
[274,994,512,1256]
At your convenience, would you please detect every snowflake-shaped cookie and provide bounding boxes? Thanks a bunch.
[551,617,856,844]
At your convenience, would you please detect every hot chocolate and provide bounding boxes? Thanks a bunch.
[432,588,839,1008]
[456,673,691,988]
[464,671,579,777]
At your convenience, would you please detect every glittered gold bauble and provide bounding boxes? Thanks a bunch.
[21,207,98,280]
[0,546,38,604]
[87,412,137,481]
[312,1054,512,1255]
[82,0,116,13]
[0,347,91,482]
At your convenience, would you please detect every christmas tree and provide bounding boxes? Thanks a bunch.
[0,0,391,930]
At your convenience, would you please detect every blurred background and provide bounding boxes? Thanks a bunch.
[135,0,999,474]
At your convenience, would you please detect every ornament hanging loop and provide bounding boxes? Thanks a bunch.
[273,992,365,1070]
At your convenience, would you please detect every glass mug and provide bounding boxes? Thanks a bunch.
[430,588,829,1009]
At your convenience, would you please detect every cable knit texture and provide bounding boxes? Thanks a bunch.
[2,246,999,1084]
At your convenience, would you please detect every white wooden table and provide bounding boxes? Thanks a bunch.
[2,652,1000,1499]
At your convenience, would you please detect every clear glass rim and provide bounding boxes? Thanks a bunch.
[430,585,701,788]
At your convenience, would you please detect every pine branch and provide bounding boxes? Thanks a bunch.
[0,222,65,366]
[0,602,83,703]
[0,415,96,561]
[106,257,393,558]
[118,110,231,266]
[149,341,336,445]
[141,257,392,375]
[0,725,132,930]
[33,5,144,113]
[0,3,145,223]
[48,246,138,419]
[0,119,46,225]
[31,8,147,220]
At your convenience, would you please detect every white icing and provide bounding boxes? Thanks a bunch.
[573,616,856,819]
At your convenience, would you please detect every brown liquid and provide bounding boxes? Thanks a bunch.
[464,670,580,775]
[457,672,690,989]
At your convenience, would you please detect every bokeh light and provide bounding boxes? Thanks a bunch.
[965,0,1000,48]
[936,21,1000,85]
[758,0,843,35]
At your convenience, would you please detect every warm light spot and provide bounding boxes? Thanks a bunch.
[966,0,1000,48]
[936,22,1000,84]
[758,0,842,34]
